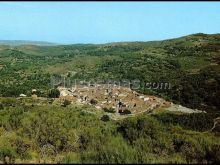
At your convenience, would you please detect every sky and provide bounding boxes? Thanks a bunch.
[0,2,220,44]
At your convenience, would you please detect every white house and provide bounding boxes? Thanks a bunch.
[20,94,27,97]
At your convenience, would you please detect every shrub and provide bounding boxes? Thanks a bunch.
[206,144,220,163]
[62,99,71,107]
[101,115,110,122]
[48,89,60,98]
[80,136,137,164]
[0,103,3,110]
[0,136,17,164]
[180,141,206,163]
[103,107,115,113]
[90,99,98,105]
[117,116,163,144]
[118,109,131,115]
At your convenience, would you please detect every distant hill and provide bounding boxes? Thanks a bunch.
[0,33,220,112]
[0,40,57,46]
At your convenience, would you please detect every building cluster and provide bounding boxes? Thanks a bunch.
[58,84,170,114]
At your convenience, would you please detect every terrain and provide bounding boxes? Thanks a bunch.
[0,40,57,46]
[1,33,220,112]
[0,33,220,163]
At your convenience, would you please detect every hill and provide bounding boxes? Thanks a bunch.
[0,96,220,163]
[0,33,219,112]
[0,33,220,163]
[0,40,57,46]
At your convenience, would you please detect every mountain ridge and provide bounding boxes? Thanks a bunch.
[1,33,220,47]
[0,40,58,46]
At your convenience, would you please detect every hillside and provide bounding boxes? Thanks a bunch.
[0,40,57,46]
[0,33,219,112]
[0,96,220,163]
[0,33,220,163]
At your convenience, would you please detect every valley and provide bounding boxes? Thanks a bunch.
[0,33,220,163]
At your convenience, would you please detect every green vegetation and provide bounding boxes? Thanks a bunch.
[62,99,71,107]
[0,33,219,112]
[0,33,220,163]
[153,112,220,132]
[0,97,219,163]
[103,107,116,113]
[48,89,60,98]
[119,109,132,115]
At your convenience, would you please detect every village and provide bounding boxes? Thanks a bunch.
[55,83,204,115]
[16,82,205,116]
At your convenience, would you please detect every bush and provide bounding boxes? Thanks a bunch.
[206,144,220,163]
[180,141,206,163]
[62,99,71,107]
[0,145,16,164]
[0,103,3,110]
[48,89,60,98]
[103,107,115,113]
[0,97,219,163]
[101,115,110,122]
[117,116,163,144]
[81,136,137,164]
[0,136,17,164]
[153,112,220,131]
[120,109,131,115]
[90,99,98,105]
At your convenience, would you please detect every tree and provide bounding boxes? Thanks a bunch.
[48,89,60,98]
[90,99,98,105]
[101,115,110,122]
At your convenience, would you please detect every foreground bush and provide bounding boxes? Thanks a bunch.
[0,101,219,163]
